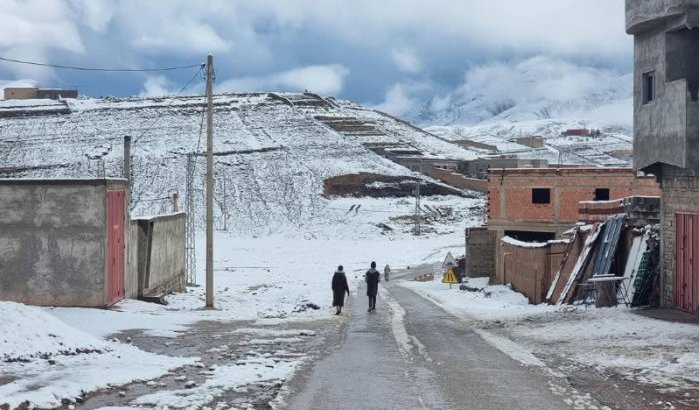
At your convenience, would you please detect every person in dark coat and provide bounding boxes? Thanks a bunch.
[332,265,350,315]
[365,261,381,312]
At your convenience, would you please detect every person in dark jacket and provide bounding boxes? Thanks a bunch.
[332,265,350,315]
[365,261,381,312]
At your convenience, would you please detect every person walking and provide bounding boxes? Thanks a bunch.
[384,264,391,282]
[331,265,350,315]
[365,261,381,312]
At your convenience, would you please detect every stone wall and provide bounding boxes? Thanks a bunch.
[659,165,699,307]
[465,227,495,278]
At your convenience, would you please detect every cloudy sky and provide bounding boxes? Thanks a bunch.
[0,0,631,112]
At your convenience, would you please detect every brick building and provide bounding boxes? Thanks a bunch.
[486,167,660,283]
[626,0,699,312]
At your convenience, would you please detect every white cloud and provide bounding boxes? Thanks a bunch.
[459,56,631,103]
[242,0,630,59]
[220,64,350,95]
[69,0,116,32]
[139,76,173,97]
[0,0,85,79]
[117,0,233,56]
[390,49,422,74]
[373,82,430,116]
[132,21,231,55]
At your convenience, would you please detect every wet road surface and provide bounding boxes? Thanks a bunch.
[286,273,569,410]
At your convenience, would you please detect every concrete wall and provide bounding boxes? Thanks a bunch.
[626,0,699,35]
[500,240,567,304]
[627,0,699,170]
[3,87,38,100]
[659,166,699,307]
[131,213,186,297]
[126,221,140,299]
[425,167,488,193]
[0,180,126,307]
[465,227,495,278]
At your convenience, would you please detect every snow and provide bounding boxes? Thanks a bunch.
[134,356,297,408]
[0,92,482,233]
[12,201,480,407]
[0,302,196,409]
[398,276,699,392]
[400,277,555,321]
[501,236,549,248]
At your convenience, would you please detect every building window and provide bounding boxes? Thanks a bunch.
[532,188,551,204]
[594,188,610,201]
[643,71,655,104]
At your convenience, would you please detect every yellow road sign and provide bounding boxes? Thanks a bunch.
[442,267,459,284]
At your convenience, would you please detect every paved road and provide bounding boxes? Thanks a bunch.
[286,272,569,410]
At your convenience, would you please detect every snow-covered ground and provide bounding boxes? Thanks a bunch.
[1,193,481,409]
[0,302,196,409]
[400,277,699,395]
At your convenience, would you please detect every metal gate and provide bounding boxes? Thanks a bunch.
[676,213,699,312]
[107,190,126,305]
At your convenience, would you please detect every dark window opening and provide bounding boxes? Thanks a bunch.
[532,188,551,204]
[594,188,610,201]
[643,71,655,104]
[505,230,555,243]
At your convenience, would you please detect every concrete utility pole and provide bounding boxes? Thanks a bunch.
[205,54,215,308]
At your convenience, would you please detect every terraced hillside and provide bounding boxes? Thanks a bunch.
[0,93,483,237]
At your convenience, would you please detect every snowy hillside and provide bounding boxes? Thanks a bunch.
[399,57,636,167]
[0,92,483,237]
[428,119,632,167]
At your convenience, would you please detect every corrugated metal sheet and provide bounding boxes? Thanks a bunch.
[107,189,125,305]
[676,213,699,312]
[591,215,625,277]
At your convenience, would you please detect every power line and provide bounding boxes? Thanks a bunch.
[133,67,204,143]
[0,56,203,72]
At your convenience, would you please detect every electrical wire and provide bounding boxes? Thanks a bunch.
[133,67,204,143]
[0,56,203,72]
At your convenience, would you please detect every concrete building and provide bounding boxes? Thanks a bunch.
[0,179,129,307]
[460,157,549,179]
[3,87,78,100]
[486,167,660,283]
[0,179,187,307]
[626,0,699,312]
[515,136,545,148]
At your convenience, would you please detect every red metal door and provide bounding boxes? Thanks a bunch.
[107,190,126,305]
[676,213,699,312]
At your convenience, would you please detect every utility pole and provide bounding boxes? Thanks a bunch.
[205,54,215,308]
[123,135,131,211]
[414,180,421,236]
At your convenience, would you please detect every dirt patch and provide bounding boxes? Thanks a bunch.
[75,319,341,409]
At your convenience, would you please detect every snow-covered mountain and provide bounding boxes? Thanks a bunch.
[0,92,484,237]
[406,56,632,131]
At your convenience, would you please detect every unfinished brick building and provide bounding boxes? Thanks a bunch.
[486,167,660,283]
[626,0,699,312]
